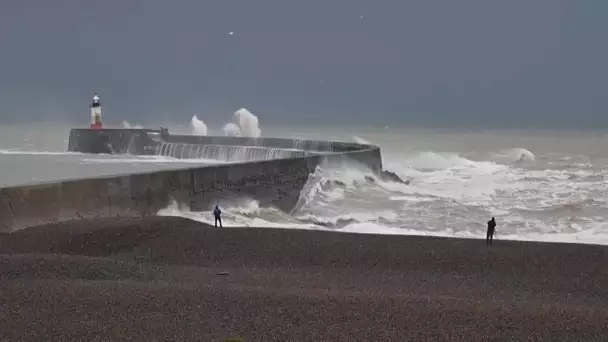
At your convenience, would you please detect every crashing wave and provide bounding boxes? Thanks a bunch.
[191,115,208,136]
[481,148,536,164]
[222,108,262,138]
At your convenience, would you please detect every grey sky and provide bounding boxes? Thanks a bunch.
[0,1,605,127]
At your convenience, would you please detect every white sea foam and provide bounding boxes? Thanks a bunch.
[158,197,608,245]
[157,146,608,246]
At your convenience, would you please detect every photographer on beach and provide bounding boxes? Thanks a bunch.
[486,217,496,245]
[214,205,223,228]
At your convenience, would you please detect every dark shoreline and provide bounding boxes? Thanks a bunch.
[1,216,607,341]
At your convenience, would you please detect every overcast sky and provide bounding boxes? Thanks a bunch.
[0,1,605,127]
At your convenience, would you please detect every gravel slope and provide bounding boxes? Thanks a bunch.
[0,216,607,341]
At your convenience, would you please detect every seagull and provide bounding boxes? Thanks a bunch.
[228,31,235,36]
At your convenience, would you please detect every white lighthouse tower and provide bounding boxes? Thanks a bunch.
[89,93,103,129]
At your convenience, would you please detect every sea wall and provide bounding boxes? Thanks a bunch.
[67,128,371,155]
[68,128,160,154]
[0,134,382,232]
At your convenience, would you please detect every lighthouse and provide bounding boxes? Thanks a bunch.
[89,93,103,129]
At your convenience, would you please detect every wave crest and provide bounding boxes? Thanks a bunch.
[491,148,536,163]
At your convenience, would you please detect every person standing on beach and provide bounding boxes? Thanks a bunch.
[486,217,496,245]
[213,205,222,228]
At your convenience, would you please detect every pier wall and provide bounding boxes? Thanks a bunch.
[0,130,382,232]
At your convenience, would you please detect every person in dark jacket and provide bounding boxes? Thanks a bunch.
[486,217,496,245]
[213,205,222,228]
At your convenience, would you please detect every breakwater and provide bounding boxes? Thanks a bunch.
[0,129,383,232]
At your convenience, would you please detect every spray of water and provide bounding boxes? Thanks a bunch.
[223,123,241,137]
[187,108,262,137]
[122,120,143,129]
[353,136,371,145]
[191,115,208,136]
[222,108,262,138]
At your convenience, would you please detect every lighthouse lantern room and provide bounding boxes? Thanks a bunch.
[90,93,103,129]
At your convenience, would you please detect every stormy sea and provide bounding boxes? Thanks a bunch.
[2,110,607,245]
